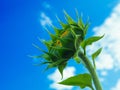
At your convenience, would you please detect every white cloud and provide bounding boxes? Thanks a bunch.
[48,67,76,90]
[111,79,120,90]
[96,53,114,70]
[99,77,105,82]
[40,12,52,27]
[42,2,51,9]
[101,70,107,76]
[87,3,120,71]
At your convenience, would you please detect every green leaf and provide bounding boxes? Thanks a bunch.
[58,62,67,79]
[92,48,102,68]
[59,73,93,89]
[81,35,104,55]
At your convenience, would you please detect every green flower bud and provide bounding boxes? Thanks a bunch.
[34,11,89,77]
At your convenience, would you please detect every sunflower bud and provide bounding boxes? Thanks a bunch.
[34,11,89,77]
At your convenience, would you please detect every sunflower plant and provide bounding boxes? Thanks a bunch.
[32,11,103,90]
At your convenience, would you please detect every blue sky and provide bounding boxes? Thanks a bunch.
[1,0,120,90]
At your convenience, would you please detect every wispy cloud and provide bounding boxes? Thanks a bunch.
[111,79,120,90]
[87,3,120,72]
[42,2,51,9]
[48,67,76,90]
[101,70,108,76]
[40,12,52,27]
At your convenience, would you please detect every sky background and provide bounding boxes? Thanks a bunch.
[1,0,120,90]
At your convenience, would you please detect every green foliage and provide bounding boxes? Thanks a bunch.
[59,73,94,90]
[32,10,103,90]
[33,10,89,76]
[81,35,104,55]
[92,48,102,68]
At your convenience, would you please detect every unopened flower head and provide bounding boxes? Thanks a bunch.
[33,11,89,76]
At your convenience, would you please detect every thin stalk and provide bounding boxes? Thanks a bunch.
[78,51,102,90]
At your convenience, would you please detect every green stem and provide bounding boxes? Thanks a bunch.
[78,51,102,90]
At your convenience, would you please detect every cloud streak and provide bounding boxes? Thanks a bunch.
[42,2,51,9]
[40,12,52,27]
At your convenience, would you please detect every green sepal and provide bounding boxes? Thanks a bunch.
[48,45,74,59]
[28,54,52,66]
[63,10,76,24]
[74,56,81,63]
[73,50,81,63]
[60,37,74,49]
[32,44,48,54]
[74,35,83,50]
[84,22,90,36]
[33,61,52,66]
[28,54,52,65]
[58,62,67,79]
[51,25,63,36]
[92,48,102,68]
[78,16,84,29]
[40,54,51,61]
[38,38,52,51]
[44,64,56,72]
[59,73,94,90]
[44,27,59,41]
[32,44,57,60]
[32,44,58,62]
[70,28,76,37]
[56,15,69,29]
[71,25,83,35]
[51,46,73,52]
[75,9,79,22]
[56,47,74,58]
[44,59,67,71]
[28,55,41,59]
[50,33,59,41]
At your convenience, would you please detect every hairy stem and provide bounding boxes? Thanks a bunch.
[78,51,102,90]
